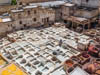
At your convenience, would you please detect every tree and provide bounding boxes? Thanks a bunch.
[11,0,17,5]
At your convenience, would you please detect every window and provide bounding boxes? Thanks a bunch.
[47,17,49,22]
[34,10,37,14]
[61,12,62,16]
[24,24,26,27]
[19,2,22,5]
[86,0,89,2]
[26,3,29,5]
[28,10,30,15]
[19,21,22,24]
[8,25,10,27]
[33,18,37,22]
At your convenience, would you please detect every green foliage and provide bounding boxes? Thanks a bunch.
[11,0,17,5]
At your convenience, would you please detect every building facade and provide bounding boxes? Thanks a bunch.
[61,0,100,32]
[0,6,55,36]
[72,0,100,8]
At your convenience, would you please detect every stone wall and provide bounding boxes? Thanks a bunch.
[61,4,75,21]
[0,6,55,37]
[11,7,55,28]
[61,3,99,21]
